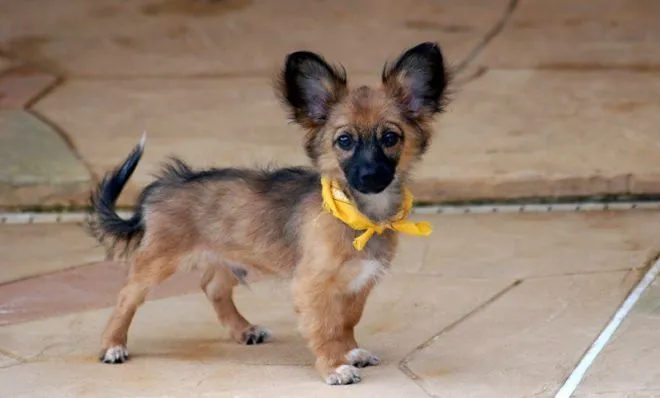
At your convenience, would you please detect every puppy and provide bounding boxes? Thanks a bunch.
[86,42,449,385]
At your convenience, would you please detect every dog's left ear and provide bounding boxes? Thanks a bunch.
[382,42,449,123]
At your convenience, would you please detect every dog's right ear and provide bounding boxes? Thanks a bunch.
[277,51,348,129]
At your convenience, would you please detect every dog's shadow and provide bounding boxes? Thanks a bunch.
[130,331,315,366]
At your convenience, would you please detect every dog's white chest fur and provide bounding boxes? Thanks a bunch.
[349,260,385,293]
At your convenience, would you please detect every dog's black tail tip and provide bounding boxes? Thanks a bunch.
[86,133,148,257]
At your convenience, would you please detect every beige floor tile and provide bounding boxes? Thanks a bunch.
[0,276,510,395]
[575,277,660,397]
[406,271,638,398]
[0,352,20,367]
[0,362,427,398]
[0,0,509,77]
[391,232,429,274]
[0,223,104,284]
[574,393,659,398]
[35,70,660,205]
[0,261,200,326]
[478,0,660,69]
[0,110,92,208]
[0,65,59,108]
[416,210,660,278]
[415,69,660,201]
[0,56,15,74]
[33,78,305,205]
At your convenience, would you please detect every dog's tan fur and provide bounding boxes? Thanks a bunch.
[87,42,449,384]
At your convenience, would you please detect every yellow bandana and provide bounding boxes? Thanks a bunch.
[320,176,432,251]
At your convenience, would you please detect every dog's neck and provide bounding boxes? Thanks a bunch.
[349,179,403,223]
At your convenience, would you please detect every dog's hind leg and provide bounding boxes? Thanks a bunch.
[200,265,270,345]
[99,251,176,364]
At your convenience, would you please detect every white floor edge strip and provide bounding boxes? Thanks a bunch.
[2,201,660,224]
[554,256,660,398]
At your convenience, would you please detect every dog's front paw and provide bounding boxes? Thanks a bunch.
[99,345,128,364]
[346,348,380,368]
[239,326,271,345]
[325,364,361,385]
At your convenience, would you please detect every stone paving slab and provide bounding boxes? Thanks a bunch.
[478,0,660,69]
[0,210,658,394]
[33,77,309,206]
[575,277,660,397]
[0,110,92,208]
[34,68,660,206]
[0,361,429,398]
[406,271,639,398]
[0,352,19,368]
[0,65,58,108]
[0,56,15,74]
[0,0,510,77]
[0,277,510,396]
[0,223,103,284]
[0,261,200,326]
[415,69,660,201]
[2,0,660,207]
[415,210,660,278]
[2,210,656,325]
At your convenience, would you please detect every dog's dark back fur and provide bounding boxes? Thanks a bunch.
[86,141,320,260]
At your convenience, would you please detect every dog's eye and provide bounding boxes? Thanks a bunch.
[336,134,355,150]
[381,131,400,148]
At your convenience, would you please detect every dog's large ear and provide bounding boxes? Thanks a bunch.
[382,42,449,123]
[278,51,348,129]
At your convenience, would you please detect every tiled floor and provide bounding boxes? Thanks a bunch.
[2,0,660,207]
[2,0,660,396]
[1,210,659,396]
[576,277,660,397]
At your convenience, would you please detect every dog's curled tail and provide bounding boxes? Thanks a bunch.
[86,133,147,258]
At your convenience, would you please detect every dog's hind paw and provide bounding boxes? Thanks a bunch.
[239,326,271,345]
[99,345,128,364]
[325,365,361,385]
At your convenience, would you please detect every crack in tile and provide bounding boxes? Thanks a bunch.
[453,0,520,75]
[0,347,22,359]
[26,108,98,182]
[398,279,523,393]
[398,268,641,281]
[22,73,63,109]
[0,346,26,367]
[524,268,641,280]
[452,65,489,87]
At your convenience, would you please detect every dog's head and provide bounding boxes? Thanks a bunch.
[277,42,449,195]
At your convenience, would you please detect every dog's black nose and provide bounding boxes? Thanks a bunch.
[355,165,392,194]
[357,165,380,185]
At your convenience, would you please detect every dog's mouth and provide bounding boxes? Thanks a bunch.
[350,180,391,194]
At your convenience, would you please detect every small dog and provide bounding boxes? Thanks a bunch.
[86,42,449,385]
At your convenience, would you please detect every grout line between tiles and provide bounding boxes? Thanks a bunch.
[22,74,63,109]
[26,108,99,182]
[554,255,660,398]
[0,346,25,363]
[2,201,660,225]
[397,268,641,282]
[452,0,519,73]
[398,279,522,386]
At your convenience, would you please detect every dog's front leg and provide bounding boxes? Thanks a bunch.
[293,267,379,385]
